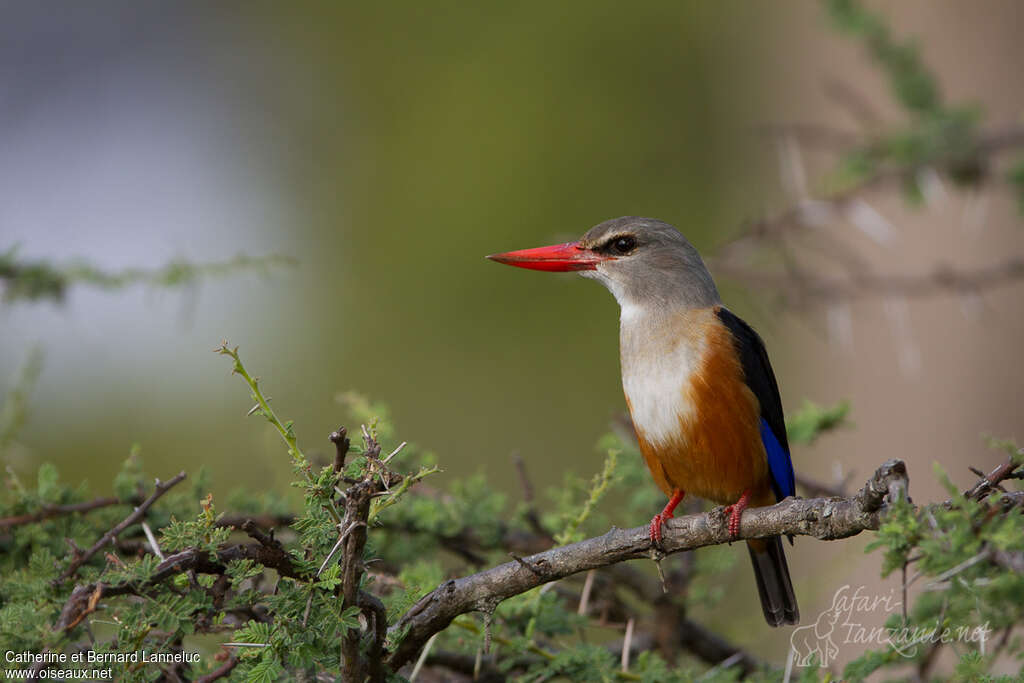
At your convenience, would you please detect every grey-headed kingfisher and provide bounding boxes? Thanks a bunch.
[488,216,799,626]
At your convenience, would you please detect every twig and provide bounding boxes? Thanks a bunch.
[710,121,1024,309]
[240,519,284,552]
[387,460,909,669]
[194,653,239,683]
[54,471,187,584]
[55,541,309,632]
[713,258,1024,306]
[925,548,992,589]
[331,426,351,474]
[513,453,551,540]
[215,513,295,530]
[0,495,142,530]
[964,457,1023,501]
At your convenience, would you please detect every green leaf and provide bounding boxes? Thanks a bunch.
[35,464,60,503]
[786,400,850,445]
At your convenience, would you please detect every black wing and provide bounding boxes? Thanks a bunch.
[715,306,794,500]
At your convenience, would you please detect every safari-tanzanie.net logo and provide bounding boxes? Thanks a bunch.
[789,584,992,667]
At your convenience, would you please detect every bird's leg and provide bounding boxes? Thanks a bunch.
[722,490,752,539]
[649,489,685,545]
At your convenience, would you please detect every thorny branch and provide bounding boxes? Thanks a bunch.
[0,495,141,531]
[53,471,187,585]
[39,444,1023,680]
[387,459,911,669]
[55,536,308,632]
[711,118,1024,308]
[340,427,391,683]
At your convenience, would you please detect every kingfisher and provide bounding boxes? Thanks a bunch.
[487,216,799,626]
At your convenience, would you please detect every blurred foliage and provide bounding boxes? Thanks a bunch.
[842,453,1024,682]
[786,400,851,446]
[825,0,941,115]
[823,0,1023,210]
[0,247,293,304]
[0,346,43,456]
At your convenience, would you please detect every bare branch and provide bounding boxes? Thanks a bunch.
[55,541,309,632]
[54,471,187,584]
[194,652,239,683]
[964,457,1023,501]
[386,460,909,669]
[0,496,138,531]
[331,426,351,474]
[712,258,1024,306]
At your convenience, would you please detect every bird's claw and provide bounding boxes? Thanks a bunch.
[722,490,751,540]
[649,512,672,545]
[722,505,742,539]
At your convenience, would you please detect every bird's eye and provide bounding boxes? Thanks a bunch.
[610,235,637,255]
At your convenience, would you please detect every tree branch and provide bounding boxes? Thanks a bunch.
[194,653,239,683]
[55,541,309,632]
[387,460,908,669]
[713,257,1024,306]
[54,471,187,584]
[0,496,138,531]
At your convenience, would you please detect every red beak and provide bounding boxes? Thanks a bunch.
[486,241,606,272]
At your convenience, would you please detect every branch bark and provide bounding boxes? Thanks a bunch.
[387,460,909,669]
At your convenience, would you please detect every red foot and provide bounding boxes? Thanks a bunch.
[722,490,752,539]
[649,489,685,545]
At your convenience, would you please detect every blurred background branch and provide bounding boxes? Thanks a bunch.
[712,0,1024,311]
[0,249,294,304]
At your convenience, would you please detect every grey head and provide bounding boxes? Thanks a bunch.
[577,217,720,312]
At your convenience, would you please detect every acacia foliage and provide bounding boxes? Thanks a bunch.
[1,343,1021,681]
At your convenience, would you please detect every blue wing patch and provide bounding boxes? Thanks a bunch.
[760,418,795,501]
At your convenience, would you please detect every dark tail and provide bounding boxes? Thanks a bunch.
[747,537,799,626]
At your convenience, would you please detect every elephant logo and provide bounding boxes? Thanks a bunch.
[789,588,845,667]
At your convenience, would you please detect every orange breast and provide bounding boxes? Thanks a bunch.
[629,312,775,506]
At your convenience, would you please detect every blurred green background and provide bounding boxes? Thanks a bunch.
[4,1,1024,666]
[0,1,774,493]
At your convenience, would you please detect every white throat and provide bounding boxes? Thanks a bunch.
[617,304,705,448]
[580,266,707,446]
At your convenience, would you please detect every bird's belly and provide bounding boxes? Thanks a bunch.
[622,316,770,505]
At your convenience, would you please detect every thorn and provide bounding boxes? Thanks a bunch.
[382,441,407,464]
[578,570,595,616]
[621,617,635,672]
